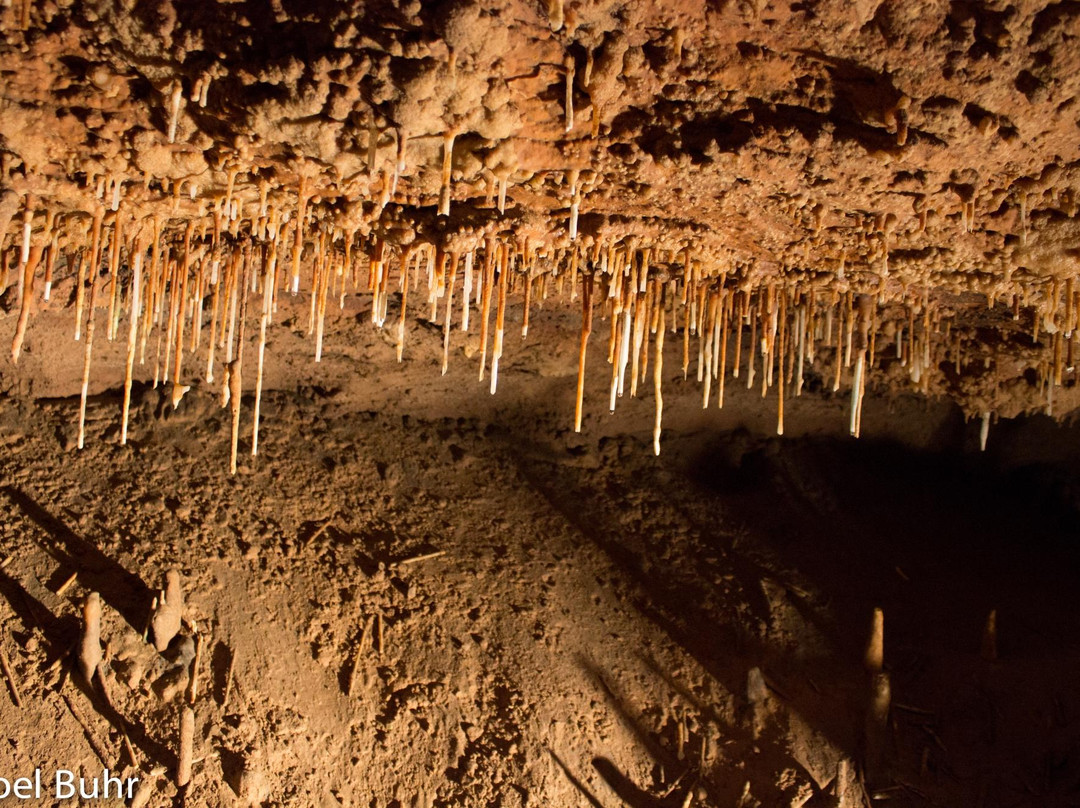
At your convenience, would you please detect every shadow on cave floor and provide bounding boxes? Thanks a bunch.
[502,414,1080,807]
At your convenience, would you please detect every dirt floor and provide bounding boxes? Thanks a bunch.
[1,296,1080,808]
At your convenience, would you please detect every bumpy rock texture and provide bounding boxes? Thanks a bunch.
[1,0,1077,253]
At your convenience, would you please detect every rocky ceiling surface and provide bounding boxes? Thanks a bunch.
[2,0,1077,261]
[1,0,1080,453]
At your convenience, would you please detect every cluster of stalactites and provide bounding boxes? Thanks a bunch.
[2,190,1078,470]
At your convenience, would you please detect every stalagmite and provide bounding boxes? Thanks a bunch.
[865,607,884,672]
[129,769,165,808]
[746,667,768,741]
[347,614,374,698]
[77,592,103,683]
[151,570,184,653]
[864,672,891,786]
[177,705,194,787]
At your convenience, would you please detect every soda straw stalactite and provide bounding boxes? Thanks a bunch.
[292,176,308,295]
[77,208,106,450]
[442,251,459,374]
[314,236,331,362]
[717,288,729,409]
[252,242,275,456]
[396,248,411,362]
[521,266,532,339]
[777,288,786,436]
[575,273,593,432]
[10,243,42,363]
[75,210,103,342]
[120,238,144,445]
[439,130,456,217]
[461,250,473,331]
[167,80,183,143]
[140,217,162,365]
[205,252,222,383]
[171,221,195,409]
[226,256,251,474]
[105,204,125,341]
[564,53,575,133]
[490,243,508,394]
[478,240,495,382]
[653,285,665,456]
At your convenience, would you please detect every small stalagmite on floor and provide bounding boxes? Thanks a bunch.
[177,704,195,787]
[151,570,184,653]
[865,607,884,673]
[77,592,103,684]
[864,671,892,788]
